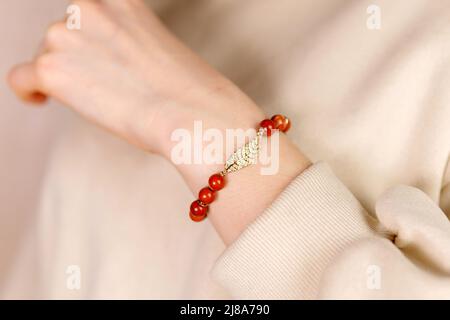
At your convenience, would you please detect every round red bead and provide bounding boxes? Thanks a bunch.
[209,174,225,191]
[190,211,207,222]
[190,200,208,217]
[271,114,284,128]
[283,118,291,132]
[199,187,215,204]
[260,119,275,136]
[271,114,291,132]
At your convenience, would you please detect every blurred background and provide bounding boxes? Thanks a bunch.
[0,0,68,296]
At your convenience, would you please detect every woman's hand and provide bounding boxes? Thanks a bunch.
[8,0,310,244]
[8,0,264,156]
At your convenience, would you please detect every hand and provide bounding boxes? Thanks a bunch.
[8,0,264,156]
[8,0,310,244]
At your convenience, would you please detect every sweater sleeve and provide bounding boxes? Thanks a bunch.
[440,157,450,217]
[211,162,387,299]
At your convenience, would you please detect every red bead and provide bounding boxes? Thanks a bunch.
[260,119,275,136]
[190,200,208,217]
[271,114,284,129]
[190,211,207,222]
[283,118,291,132]
[271,114,291,132]
[199,187,215,204]
[209,174,225,191]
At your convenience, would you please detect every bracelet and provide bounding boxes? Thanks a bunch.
[188,114,291,222]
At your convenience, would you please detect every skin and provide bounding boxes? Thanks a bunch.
[8,0,311,245]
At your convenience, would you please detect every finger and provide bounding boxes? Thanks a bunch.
[7,62,48,105]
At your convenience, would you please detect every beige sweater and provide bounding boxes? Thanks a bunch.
[1,0,450,299]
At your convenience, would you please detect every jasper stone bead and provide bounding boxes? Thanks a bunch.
[271,114,291,132]
[209,174,225,191]
[199,187,215,205]
[190,200,208,217]
[259,119,276,136]
[190,211,207,222]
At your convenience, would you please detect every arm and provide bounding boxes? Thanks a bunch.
[8,0,310,245]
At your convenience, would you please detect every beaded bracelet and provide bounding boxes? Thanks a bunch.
[188,114,291,222]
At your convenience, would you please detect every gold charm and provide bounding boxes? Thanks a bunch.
[223,128,265,174]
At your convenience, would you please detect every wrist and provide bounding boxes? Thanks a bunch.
[132,78,264,159]
[161,103,311,243]
[158,85,265,166]
[211,134,311,244]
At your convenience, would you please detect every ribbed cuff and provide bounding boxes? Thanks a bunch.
[211,162,379,299]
